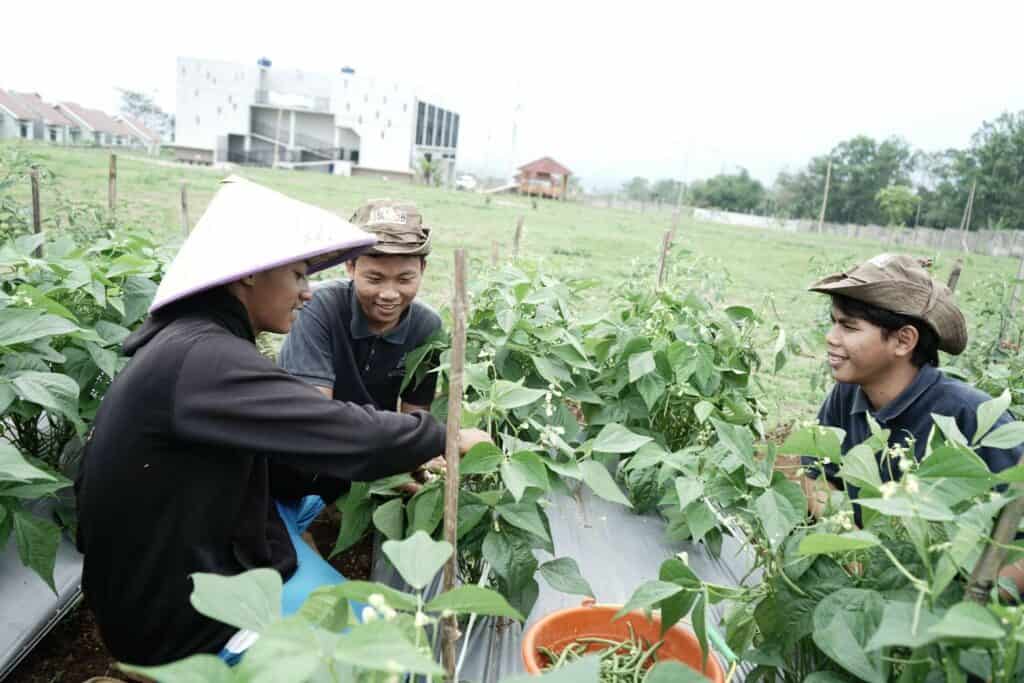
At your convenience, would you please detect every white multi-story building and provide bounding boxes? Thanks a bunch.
[174,57,461,180]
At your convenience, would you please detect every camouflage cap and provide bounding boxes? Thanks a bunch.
[349,199,432,256]
[808,253,968,355]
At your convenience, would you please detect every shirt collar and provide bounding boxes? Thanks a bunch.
[348,284,413,344]
[850,364,941,421]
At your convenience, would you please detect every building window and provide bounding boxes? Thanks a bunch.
[443,110,452,148]
[49,128,57,142]
[375,110,379,120]
[416,102,425,145]
[433,107,444,146]
[351,150,359,163]
[233,103,238,112]
[425,104,435,147]
[358,115,362,125]
[181,66,186,75]
[346,102,351,112]
[380,131,385,140]
[387,119,391,128]
[20,123,29,138]
[452,114,459,148]
[195,115,200,125]
[217,106,222,116]
[194,88,199,96]
[382,96,387,105]
[403,103,407,113]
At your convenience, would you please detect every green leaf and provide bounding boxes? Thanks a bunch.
[980,422,1024,449]
[628,350,656,382]
[119,654,236,683]
[501,451,550,501]
[329,580,418,612]
[692,587,709,670]
[13,508,60,593]
[693,401,715,424]
[711,419,755,468]
[857,494,955,522]
[658,558,701,635]
[493,380,546,410]
[122,276,158,325]
[482,530,538,592]
[85,341,119,378]
[754,488,803,551]
[461,442,504,475]
[296,585,351,631]
[533,356,572,384]
[613,580,684,620]
[106,254,153,278]
[457,503,489,540]
[928,602,1006,641]
[0,443,57,483]
[538,557,595,598]
[811,588,886,683]
[0,310,79,348]
[837,443,883,493]
[372,498,405,540]
[644,661,711,683]
[592,423,653,453]
[424,584,525,620]
[11,371,82,429]
[974,389,1011,445]
[637,372,667,411]
[502,655,601,683]
[580,460,633,507]
[996,463,1024,483]
[0,383,15,414]
[381,530,452,590]
[798,531,881,555]
[864,600,941,650]
[781,425,843,463]
[496,501,550,542]
[189,568,281,632]
[931,413,968,447]
[331,482,372,556]
[683,500,716,543]
[406,484,444,535]
[333,619,444,676]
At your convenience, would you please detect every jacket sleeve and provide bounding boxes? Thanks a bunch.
[171,336,445,482]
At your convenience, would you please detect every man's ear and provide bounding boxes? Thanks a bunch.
[893,325,920,358]
[239,274,256,288]
[345,260,356,278]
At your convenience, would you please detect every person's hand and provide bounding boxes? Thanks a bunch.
[457,428,492,455]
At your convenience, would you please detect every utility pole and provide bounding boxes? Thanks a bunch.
[959,180,977,253]
[817,158,832,234]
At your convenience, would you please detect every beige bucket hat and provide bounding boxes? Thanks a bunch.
[150,176,376,312]
[350,199,432,256]
[808,253,968,355]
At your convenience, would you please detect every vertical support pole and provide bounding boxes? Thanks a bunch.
[959,180,977,253]
[441,249,467,679]
[513,216,524,262]
[30,167,42,258]
[817,158,832,234]
[180,181,190,236]
[947,258,964,293]
[656,229,672,291]
[108,153,117,218]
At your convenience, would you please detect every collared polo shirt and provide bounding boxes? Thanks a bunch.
[279,279,441,411]
[804,364,1022,525]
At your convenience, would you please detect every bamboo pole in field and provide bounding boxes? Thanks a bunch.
[180,181,190,236]
[441,249,467,678]
[947,258,964,293]
[656,229,672,290]
[513,216,524,261]
[966,465,1024,604]
[817,158,832,234]
[959,180,976,253]
[108,154,117,218]
[30,167,42,258]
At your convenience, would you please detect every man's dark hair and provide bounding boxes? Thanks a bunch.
[830,293,940,367]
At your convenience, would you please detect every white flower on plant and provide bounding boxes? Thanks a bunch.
[880,481,899,499]
[904,476,920,494]
[361,606,379,623]
[368,593,388,610]
[414,611,433,628]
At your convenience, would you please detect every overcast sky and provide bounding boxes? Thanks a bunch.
[4,1,1023,190]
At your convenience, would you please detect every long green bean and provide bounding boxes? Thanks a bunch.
[538,628,667,682]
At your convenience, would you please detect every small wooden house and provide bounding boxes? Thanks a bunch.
[516,156,572,200]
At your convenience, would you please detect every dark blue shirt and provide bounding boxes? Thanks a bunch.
[279,279,441,411]
[804,364,1022,524]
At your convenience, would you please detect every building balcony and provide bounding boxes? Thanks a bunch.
[253,90,331,114]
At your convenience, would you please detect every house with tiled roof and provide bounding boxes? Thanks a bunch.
[12,92,79,144]
[56,101,126,146]
[0,88,38,141]
[516,156,573,200]
[116,115,162,152]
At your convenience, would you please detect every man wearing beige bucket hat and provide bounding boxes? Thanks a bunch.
[280,199,444,489]
[800,253,1023,593]
[74,179,490,666]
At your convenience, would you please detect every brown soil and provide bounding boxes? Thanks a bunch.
[8,513,373,683]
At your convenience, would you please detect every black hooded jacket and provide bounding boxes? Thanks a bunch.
[75,288,445,665]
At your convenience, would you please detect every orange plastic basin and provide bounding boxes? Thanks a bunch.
[521,599,725,681]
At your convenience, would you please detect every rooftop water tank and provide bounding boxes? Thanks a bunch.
[257,57,272,68]
[341,66,355,75]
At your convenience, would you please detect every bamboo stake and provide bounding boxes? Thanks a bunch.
[30,167,42,258]
[959,180,976,253]
[947,258,964,293]
[441,249,467,678]
[817,158,832,234]
[513,216,524,261]
[108,154,117,218]
[966,468,1024,604]
[180,181,190,236]
[656,229,672,290]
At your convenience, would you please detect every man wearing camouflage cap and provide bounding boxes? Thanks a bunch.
[280,200,443,487]
[800,253,1023,594]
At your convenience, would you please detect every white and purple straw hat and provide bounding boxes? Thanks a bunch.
[150,176,376,313]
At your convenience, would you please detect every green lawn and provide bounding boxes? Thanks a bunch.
[4,140,1018,425]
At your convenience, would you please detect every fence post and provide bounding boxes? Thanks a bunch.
[959,181,976,253]
[817,158,832,234]
[656,229,672,291]
[30,167,42,258]
[180,181,190,236]
[513,216,524,261]
[441,249,467,678]
[108,154,117,218]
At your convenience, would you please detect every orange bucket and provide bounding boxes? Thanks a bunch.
[521,599,726,681]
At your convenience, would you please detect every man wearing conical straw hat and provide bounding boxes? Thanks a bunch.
[74,177,490,666]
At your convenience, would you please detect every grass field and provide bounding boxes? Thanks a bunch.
[3,140,1019,425]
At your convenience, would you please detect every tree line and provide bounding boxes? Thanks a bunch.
[620,110,1024,231]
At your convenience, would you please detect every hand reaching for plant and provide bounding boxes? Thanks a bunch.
[457,428,493,455]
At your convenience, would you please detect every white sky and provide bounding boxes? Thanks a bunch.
[3,0,1023,190]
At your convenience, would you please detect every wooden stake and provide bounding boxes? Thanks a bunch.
[966,469,1024,604]
[30,167,42,258]
[959,180,976,253]
[656,229,672,290]
[180,181,190,236]
[947,258,964,293]
[513,216,524,261]
[441,249,467,678]
[108,154,117,217]
[817,158,832,234]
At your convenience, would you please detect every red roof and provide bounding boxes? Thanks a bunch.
[12,92,75,127]
[518,156,572,176]
[118,115,160,143]
[0,88,36,120]
[57,101,122,135]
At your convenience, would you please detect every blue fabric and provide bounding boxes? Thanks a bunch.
[218,495,359,664]
[803,365,1023,525]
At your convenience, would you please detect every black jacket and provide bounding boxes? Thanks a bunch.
[75,288,445,665]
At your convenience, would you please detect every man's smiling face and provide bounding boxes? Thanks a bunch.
[346,255,425,334]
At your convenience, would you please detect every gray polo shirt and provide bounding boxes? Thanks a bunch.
[804,364,1022,525]
[279,280,441,411]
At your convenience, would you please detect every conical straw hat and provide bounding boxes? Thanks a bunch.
[150,176,376,312]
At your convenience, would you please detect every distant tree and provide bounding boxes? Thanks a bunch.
[688,168,766,213]
[875,185,919,226]
[965,111,1024,231]
[623,177,650,201]
[117,88,173,141]
[650,178,684,204]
